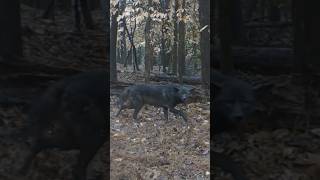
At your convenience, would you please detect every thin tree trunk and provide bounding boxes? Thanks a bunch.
[144,0,152,83]
[0,0,22,60]
[171,0,178,75]
[110,3,119,82]
[218,0,234,73]
[177,0,186,84]
[199,0,210,85]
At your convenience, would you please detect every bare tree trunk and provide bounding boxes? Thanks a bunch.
[177,0,186,84]
[218,0,234,73]
[72,0,94,30]
[124,48,132,68]
[160,0,170,73]
[79,0,94,29]
[230,0,244,44]
[118,0,127,64]
[110,3,119,82]
[0,0,22,60]
[199,0,210,85]
[144,0,152,83]
[124,20,139,71]
[120,18,127,64]
[171,0,178,75]
[42,0,55,20]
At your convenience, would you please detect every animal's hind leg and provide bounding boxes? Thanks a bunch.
[130,95,143,122]
[163,107,169,121]
[132,104,143,122]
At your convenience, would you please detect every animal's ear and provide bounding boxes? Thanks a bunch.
[189,87,196,93]
[253,82,273,97]
[173,86,180,92]
[182,85,194,93]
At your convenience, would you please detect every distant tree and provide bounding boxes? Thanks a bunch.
[124,15,139,71]
[42,0,94,30]
[144,0,152,82]
[217,0,234,73]
[110,1,119,82]
[119,0,127,64]
[159,0,170,73]
[177,0,186,83]
[199,0,210,85]
[169,0,179,75]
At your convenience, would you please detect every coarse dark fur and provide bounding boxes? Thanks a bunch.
[213,70,255,133]
[19,70,107,180]
[116,84,191,122]
[213,70,255,180]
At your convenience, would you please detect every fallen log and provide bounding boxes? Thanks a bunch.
[214,46,295,74]
[150,75,202,84]
[245,21,292,28]
[0,95,29,106]
[0,73,64,88]
[0,55,83,75]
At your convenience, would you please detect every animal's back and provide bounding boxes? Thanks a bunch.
[26,70,107,142]
[19,70,108,180]
[128,84,181,106]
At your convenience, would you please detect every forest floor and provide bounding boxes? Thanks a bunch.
[0,4,108,180]
[2,3,319,180]
[110,69,210,179]
[214,73,320,180]
[0,3,211,180]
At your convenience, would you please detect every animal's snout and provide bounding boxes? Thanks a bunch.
[180,94,188,102]
[231,102,245,122]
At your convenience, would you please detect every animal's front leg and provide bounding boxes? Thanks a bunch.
[133,104,143,122]
[163,107,169,121]
[169,108,188,122]
[116,103,132,117]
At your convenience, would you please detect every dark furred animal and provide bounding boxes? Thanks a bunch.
[213,70,255,180]
[213,70,255,133]
[116,84,191,122]
[19,70,107,180]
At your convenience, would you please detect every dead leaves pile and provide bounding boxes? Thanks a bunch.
[214,74,320,180]
[110,96,210,179]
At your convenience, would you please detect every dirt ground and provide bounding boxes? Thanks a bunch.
[2,3,320,180]
[0,76,210,180]
[109,68,210,180]
[110,95,210,180]
[0,4,108,180]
